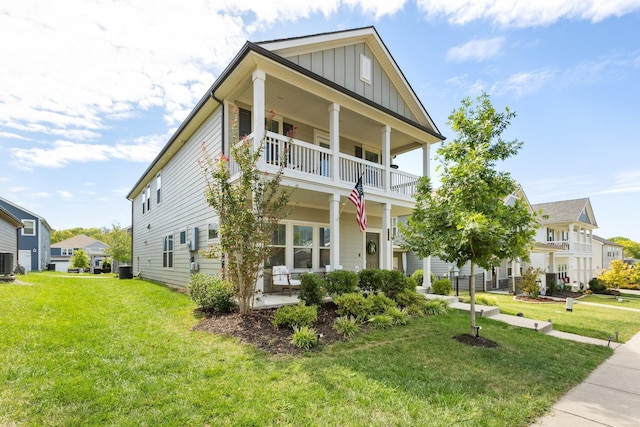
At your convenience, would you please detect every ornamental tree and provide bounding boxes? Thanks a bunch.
[200,110,294,315]
[401,93,538,336]
[598,259,632,290]
[105,223,131,270]
[70,248,90,270]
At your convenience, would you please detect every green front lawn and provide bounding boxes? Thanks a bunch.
[471,292,640,342]
[579,292,640,309]
[0,273,618,426]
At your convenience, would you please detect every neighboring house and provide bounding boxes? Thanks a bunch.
[531,198,598,289]
[0,205,23,278]
[51,234,110,273]
[126,26,445,291]
[592,235,623,275]
[0,197,51,272]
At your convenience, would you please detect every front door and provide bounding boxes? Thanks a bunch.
[366,232,380,270]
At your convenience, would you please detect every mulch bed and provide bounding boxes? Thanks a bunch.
[453,334,500,348]
[192,302,346,356]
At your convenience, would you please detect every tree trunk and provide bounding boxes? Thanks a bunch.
[469,261,476,336]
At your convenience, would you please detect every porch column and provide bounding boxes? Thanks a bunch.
[252,70,266,168]
[381,203,391,270]
[329,193,340,269]
[422,144,431,178]
[422,257,432,288]
[329,103,340,183]
[588,257,593,282]
[382,125,391,192]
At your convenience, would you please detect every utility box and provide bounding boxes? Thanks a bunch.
[566,297,574,312]
[0,253,13,275]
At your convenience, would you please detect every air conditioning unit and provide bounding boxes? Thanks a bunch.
[0,253,13,275]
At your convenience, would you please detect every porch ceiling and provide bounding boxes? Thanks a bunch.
[231,74,425,156]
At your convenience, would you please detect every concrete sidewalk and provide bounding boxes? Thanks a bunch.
[533,331,640,427]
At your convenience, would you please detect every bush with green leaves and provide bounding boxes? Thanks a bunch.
[410,269,436,287]
[290,326,318,349]
[395,290,427,308]
[378,270,414,300]
[333,292,373,319]
[368,292,397,315]
[188,273,236,313]
[324,270,359,295]
[298,273,326,306]
[333,316,360,338]
[475,295,497,306]
[546,278,557,296]
[272,304,318,329]
[368,314,393,329]
[588,277,606,293]
[522,267,545,298]
[432,278,452,295]
[384,306,410,325]
[358,269,382,293]
[423,299,451,315]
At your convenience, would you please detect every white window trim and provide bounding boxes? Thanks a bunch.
[22,219,35,236]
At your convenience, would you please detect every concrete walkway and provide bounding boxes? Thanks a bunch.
[533,331,640,427]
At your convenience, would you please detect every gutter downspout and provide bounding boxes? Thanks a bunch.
[210,91,224,155]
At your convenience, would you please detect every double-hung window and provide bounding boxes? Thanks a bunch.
[22,219,35,236]
[266,224,286,267]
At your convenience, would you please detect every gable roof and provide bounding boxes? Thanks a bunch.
[531,198,598,228]
[51,234,109,249]
[592,235,622,247]
[0,196,52,231]
[127,26,445,200]
[0,205,23,228]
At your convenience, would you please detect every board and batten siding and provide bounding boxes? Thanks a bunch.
[284,43,417,123]
[132,107,223,288]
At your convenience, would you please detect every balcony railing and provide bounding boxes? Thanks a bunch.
[546,240,592,254]
[230,132,421,196]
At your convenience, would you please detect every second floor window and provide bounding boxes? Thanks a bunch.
[163,235,173,268]
[22,219,35,235]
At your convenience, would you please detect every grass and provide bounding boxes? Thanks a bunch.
[579,292,640,309]
[0,273,623,426]
[467,292,640,342]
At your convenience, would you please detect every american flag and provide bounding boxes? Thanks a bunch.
[348,176,367,232]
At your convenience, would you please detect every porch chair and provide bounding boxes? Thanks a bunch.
[271,265,301,296]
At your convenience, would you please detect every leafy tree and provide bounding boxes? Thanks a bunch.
[200,110,294,315]
[400,93,538,336]
[598,259,632,290]
[70,248,90,270]
[609,236,640,259]
[51,227,107,244]
[104,223,131,270]
[522,267,545,298]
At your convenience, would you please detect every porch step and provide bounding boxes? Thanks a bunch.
[449,301,501,318]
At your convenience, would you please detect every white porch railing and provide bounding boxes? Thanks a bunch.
[546,240,592,254]
[229,132,421,196]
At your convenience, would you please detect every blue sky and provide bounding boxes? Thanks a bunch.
[1,0,639,241]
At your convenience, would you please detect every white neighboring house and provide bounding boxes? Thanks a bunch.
[125,27,445,291]
[531,198,597,290]
[591,235,623,276]
[50,234,110,273]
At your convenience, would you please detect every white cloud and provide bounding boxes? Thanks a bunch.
[446,37,505,62]
[417,0,640,27]
[9,135,165,170]
[491,68,558,97]
[593,170,640,195]
[57,191,73,199]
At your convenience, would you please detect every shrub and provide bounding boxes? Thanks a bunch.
[368,292,397,314]
[272,304,318,329]
[423,299,451,315]
[385,306,410,325]
[395,290,427,308]
[411,269,436,287]
[298,273,326,306]
[290,326,318,349]
[358,269,382,293]
[324,270,359,295]
[333,316,360,338]
[188,273,236,313]
[475,295,497,306]
[432,278,452,295]
[522,267,544,298]
[333,292,373,319]
[379,270,413,300]
[546,278,557,296]
[589,277,606,293]
[368,314,393,329]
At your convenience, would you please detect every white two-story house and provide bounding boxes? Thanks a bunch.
[126,27,444,291]
[531,198,597,289]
